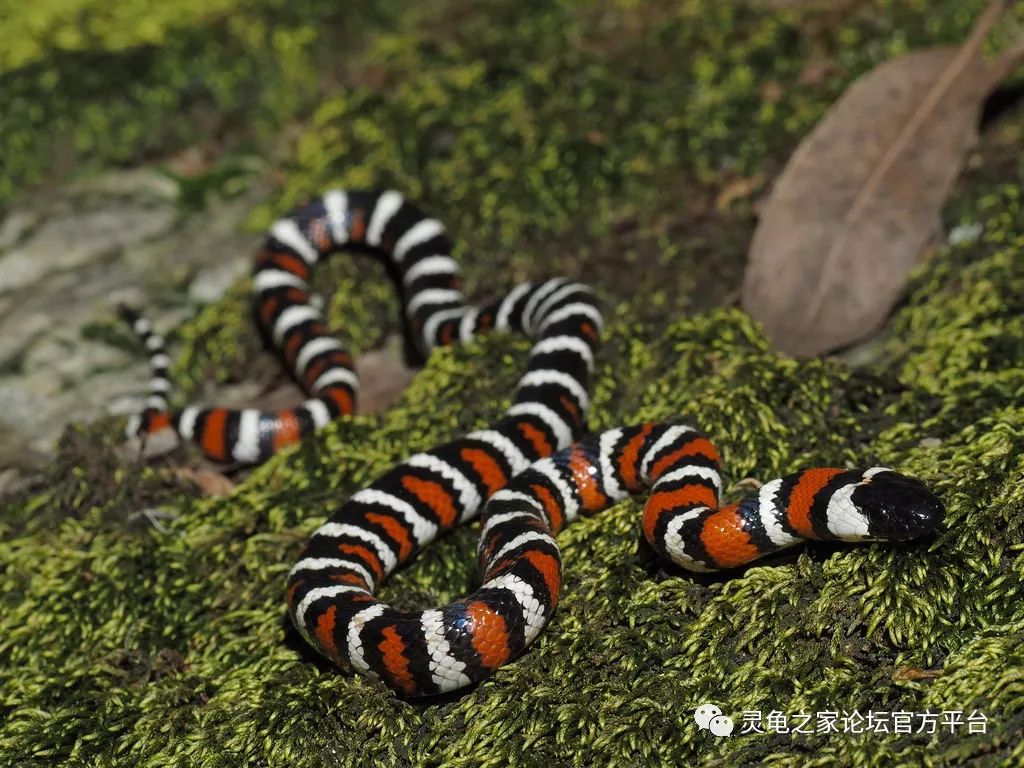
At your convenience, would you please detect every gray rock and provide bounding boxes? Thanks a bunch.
[0,166,270,457]
[0,206,177,294]
[65,168,180,200]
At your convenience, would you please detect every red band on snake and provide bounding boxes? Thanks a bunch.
[121,189,600,462]
[288,421,942,697]
[120,189,942,699]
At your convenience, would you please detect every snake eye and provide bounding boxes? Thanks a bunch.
[853,471,944,540]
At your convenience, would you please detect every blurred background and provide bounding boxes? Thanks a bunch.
[2,0,1022,480]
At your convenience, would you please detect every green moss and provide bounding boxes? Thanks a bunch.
[4,190,1024,763]
[3,0,1024,765]
[0,0,405,204]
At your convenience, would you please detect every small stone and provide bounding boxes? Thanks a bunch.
[188,258,249,303]
[117,427,181,460]
[836,336,885,368]
[947,222,983,246]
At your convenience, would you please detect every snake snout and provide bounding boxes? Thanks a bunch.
[855,471,944,540]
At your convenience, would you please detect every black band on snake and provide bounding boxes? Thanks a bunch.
[121,188,943,698]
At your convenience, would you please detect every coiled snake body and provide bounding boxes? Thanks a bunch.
[124,189,943,697]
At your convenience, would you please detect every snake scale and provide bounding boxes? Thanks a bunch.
[123,188,943,696]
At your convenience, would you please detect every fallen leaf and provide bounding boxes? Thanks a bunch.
[742,1,1024,357]
[716,173,765,213]
[174,467,236,497]
[892,667,944,682]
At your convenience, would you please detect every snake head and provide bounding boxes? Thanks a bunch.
[853,469,944,541]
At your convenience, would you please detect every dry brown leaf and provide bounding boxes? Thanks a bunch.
[174,467,236,497]
[716,173,765,213]
[892,667,944,681]
[742,0,1024,357]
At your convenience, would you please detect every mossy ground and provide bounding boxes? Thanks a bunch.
[2,0,1024,765]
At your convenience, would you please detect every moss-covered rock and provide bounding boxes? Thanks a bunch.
[2,0,1024,765]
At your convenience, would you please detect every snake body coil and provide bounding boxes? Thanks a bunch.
[288,422,942,696]
[123,189,599,462]
[123,189,943,698]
